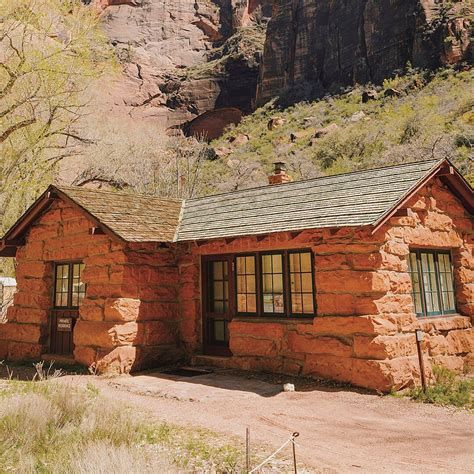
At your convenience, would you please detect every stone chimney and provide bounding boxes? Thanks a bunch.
[268,161,293,185]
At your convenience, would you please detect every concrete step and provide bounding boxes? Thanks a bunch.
[41,353,77,366]
[191,354,233,369]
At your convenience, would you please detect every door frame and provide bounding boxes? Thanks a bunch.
[201,254,234,357]
[49,261,84,355]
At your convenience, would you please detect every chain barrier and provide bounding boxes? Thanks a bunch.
[248,432,300,473]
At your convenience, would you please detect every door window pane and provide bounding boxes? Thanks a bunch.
[54,264,69,307]
[262,254,284,313]
[210,261,229,313]
[236,256,257,314]
[289,251,315,314]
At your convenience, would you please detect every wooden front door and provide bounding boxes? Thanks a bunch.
[50,262,85,355]
[202,256,234,356]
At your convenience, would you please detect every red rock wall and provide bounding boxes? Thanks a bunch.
[0,200,183,373]
[183,178,473,391]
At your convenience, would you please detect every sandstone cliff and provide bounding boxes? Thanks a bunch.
[90,0,471,136]
[93,0,272,130]
[257,0,472,105]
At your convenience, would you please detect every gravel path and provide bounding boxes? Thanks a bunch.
[60,369,474,473]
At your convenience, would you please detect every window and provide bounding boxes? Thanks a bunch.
[289,251,315,315]
[408,250,456,317]
[262,253,285,313]
[54,262,86,308]
[233,250,315,317]
[209,260,229,313]
[236,255,257,313]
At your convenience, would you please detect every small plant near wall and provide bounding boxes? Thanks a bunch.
[406,365,474,408]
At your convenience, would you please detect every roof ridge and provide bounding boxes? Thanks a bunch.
[55,185,184,203]
[187,158,443,203]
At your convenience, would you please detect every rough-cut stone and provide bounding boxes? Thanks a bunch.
[288,333,352,357]
[307,316,397,337]
[353,334,417,360]
[230,336,278,357]
[95,346,137,375]
[104,298,141,322]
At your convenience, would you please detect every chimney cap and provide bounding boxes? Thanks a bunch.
[273,161,287,174]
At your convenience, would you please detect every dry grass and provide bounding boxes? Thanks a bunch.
[0,380,249,473]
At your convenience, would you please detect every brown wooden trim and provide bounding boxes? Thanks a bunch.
[0,185,126,257]
[372,159,473,234]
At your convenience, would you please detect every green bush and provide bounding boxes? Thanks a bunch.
[407,366,474,408]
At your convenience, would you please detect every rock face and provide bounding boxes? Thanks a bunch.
[257,0,472,105]
[94,0,272,129]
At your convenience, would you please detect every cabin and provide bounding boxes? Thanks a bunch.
[0,159,472,391]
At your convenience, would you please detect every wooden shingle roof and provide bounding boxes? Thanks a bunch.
[56,187,183,242]
[176,159,471,241]
[1,159,472,256]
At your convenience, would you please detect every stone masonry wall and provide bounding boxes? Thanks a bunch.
[186,178,473,391]
[0,200,183,373]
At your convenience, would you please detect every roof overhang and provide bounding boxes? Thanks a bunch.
[0,185,126,257]
[371,159,473,234]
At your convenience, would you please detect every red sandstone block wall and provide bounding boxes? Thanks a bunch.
[186,178,473,391]
[0,201,184,373]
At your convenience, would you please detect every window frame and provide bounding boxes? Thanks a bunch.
[233,249,316,319]
[234,253,260,316]
[53,261,86,309]
[408,249,457,318]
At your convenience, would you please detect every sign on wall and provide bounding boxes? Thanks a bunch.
[57,318,72,332]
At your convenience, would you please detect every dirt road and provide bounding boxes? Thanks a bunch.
[68,370,473,473]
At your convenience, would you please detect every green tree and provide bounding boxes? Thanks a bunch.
[0,0,112,235]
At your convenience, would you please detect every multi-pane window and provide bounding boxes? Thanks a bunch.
[262,254,285,313]
[236,256,257,313]
[289,252,314,315]
[233,250,315,317]
[209,260,229,313]
[408,250,456,317]
[54,262,86,308]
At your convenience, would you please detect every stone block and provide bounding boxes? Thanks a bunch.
[431,355,464,374]
[74,346,97,367]
[229,321,286,340]
[305,315,397,337]
[230,336,278,357]
[144,321,177,345]
[80,300,105,321]
[73,321,117,348]
[8,342,43,360]
[426,335,449,356]
[353,334,417,360]
[315,270,390,293]
[288,333,352,357]
[0,323,45,344]
[104,298,140,322]
[95,346,137,375]
[446,328,474,354]
[317,294,355,315]
[8,307,49,325]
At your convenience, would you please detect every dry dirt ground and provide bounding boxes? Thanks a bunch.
[46,368,473,473]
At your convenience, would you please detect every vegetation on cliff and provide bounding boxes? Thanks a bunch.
[208,66,473,192]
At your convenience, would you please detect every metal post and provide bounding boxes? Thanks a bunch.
[292,432,299,474]
[415,329,427,393]
[246,427,250,473]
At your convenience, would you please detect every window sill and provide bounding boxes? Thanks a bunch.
[232,316,314,324]
[417,314,471,331]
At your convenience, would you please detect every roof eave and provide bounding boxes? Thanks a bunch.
[0,185,127,257]
[371,159,473,234]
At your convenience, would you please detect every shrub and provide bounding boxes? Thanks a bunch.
[407,366,474,408]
